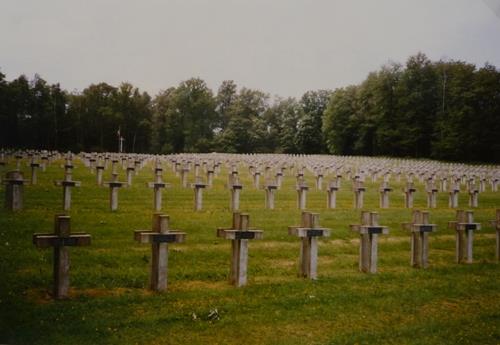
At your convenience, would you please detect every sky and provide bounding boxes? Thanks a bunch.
[1,0,500,98]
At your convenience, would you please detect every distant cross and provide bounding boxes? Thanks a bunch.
[217,212,263,287]
[134,213,186,291]
[403,182,416,208]
[147,164,170,211]
[379,181,392,208]
[54,170,81,211]
[288,212,331,279]
[33,215,91,299]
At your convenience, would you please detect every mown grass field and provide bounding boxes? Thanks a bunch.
[1,157,499,345]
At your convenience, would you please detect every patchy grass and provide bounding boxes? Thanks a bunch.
[0,158,499,345]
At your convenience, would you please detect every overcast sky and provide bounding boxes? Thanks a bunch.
[1,0,500,98]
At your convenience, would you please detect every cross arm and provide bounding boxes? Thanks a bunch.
[33,233,91,248]
[288,227,331,237]
[217,229,264,240]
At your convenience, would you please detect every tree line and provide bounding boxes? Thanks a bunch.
[1,53,499,162]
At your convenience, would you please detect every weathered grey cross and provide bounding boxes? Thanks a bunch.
[134,213,186,291]
[217,212,263,287]
[288,211,331,279]
[33,215,91,299]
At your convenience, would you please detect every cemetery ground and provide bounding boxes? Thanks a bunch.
[1,158,500,345]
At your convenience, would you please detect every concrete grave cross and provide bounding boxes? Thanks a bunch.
[30,156,41,185]
[192,178,207,211]
[104,173,125,211]
[264,183,277,209]
[350,211,389,273]
[296,182,309,210]
[288,211,331,279]
[448,210,481,264]
[3,170,27,211]
[489,209,500,261]
[353,180,365,209]
[403,182,417,208]
[147,167,171,212]
[217,212,263,287]
[33,215,91,299]
[134,213,186,291]
[379,181,392,208]
[449,180,460,208]
[326,180,339,209]
[229,177,243,211]
[402,210,437,268]
[54,170,81,211]
[467,181,479,208]
[426,180,439,208]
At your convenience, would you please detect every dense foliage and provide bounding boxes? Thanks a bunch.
[1,53,499,162]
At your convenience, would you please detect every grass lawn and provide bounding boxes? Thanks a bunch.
[1,156,499,345]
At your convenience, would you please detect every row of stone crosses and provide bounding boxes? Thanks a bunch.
[29,209,500,300]
[1,150,499,300]
[2,150,499,212]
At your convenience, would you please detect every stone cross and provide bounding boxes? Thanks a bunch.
[326,180,338,209]
[230,179,243,211]
[448,180,460,208]
[275,171,283,189]
[467,182,479,208]
[134,213,186,291]
[217,212,263,287]
[403,182,416,208]
[30,157,40,185]
[315,173,323,191]
[448,210,481,264]
[96,161,105,186]
[426,180,438,208]
[402,210,436,268]
[353,180,365,209]
[33,215,91,299]
[104,174,124,211]
[264,183,277,209]
[350,211,389,273]
[288,211,331,279]
[148,169,170,212]
[3,170,26,211]
[192,179,207,211]
[126,165,135,186]
[206,169,214,188]
[440,177,448,192]
[491,177,498,192]
[379,181,392,208]
[54,171,81,211]
[489,209,500,261]
[296,182,308,210]
[253,171,261,189]
[180,167,190,188]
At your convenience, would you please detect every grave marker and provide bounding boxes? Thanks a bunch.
[217,212,263,287]
[3,170,26,211]
[288,212,331,279]
[402,210,436,268]
[33,215,91,299]
[448,210,481,264]
[134,213,186,291]
[350,211,389,273]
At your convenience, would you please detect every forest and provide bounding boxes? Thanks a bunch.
[0,53,499,163]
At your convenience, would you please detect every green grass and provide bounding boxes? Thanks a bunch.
[0,157,499,345]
